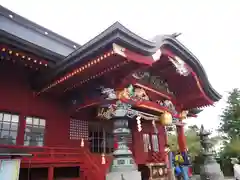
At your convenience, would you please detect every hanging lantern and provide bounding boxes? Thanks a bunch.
[159,112,172,125]
[101,153,106,164]
[80,138,84,147]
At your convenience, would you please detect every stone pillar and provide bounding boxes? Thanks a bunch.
[106,101,141,180]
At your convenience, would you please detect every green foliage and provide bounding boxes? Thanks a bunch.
[167,125,220,159]
[219,88,240,139]
[220,138,240,158]
[185,127,201,157]
[219,138,240,176]
[218,88,240,175]
[167,133,178,151]
[167,126,201,158]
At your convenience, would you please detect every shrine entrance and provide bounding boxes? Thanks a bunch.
[88,120,114,154]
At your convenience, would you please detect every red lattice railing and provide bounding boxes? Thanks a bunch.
[0,144,110,180]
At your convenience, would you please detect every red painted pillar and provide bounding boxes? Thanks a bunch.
[16,114,26,145]
[48,166,54,180]
[176,124,187,152]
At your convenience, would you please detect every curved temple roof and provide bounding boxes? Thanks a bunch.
[0,5,221,102]
[40,22,221,102]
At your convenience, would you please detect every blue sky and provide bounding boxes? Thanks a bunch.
[1,0,240,130]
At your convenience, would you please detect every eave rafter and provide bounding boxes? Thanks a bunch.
[0,45,50,71]
[37,43,160,95]
[37,50,115,95]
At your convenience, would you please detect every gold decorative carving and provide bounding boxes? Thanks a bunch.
[117,88,131,99]
[147,163,167,180]
[97,106,115,120]
[132,71,174,96]
[134,88,149,100]
[117,85,149,101]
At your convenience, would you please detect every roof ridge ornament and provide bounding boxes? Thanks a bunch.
[171,33,182,38]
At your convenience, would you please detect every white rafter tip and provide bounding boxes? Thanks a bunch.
[112,43,126,57]
[152,49,162,61]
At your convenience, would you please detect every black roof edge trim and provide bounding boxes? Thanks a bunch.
[0,5,81,50]
[0,30,63,64]
[161,36,222,102]
[57,32,157,72]
[57,22,156,67]
[36,33,157,88]
[36,22,158,87]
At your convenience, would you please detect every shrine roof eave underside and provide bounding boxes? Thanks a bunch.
[160,37,222,102]
[39,23,221,102]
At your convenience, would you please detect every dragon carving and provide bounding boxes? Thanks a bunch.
[100,86,117,100]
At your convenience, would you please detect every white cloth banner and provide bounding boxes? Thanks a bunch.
[0,159,21,180]
[234,164,240,179]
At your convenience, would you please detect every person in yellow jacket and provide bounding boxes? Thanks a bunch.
[175,151,184,165]
[174,151,184,179]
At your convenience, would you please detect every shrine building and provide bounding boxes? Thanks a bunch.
[0,5,221,180]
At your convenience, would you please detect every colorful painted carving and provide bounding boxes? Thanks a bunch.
[147,163,168,179]
[163,100,175,112]
[134,88,149,100]
[100,86,117,100]
[132,71,150,80]
[156,99,177,114]
[97,105,115,120]
[117,88,130,99]
[151,76,171,94]
[117,84,134,99]
[132,71,174,95]
[117,84,149,101]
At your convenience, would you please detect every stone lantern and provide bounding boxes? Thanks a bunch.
[198,125,224,180]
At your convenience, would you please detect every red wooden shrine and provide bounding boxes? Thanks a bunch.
[0,5,221,180]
